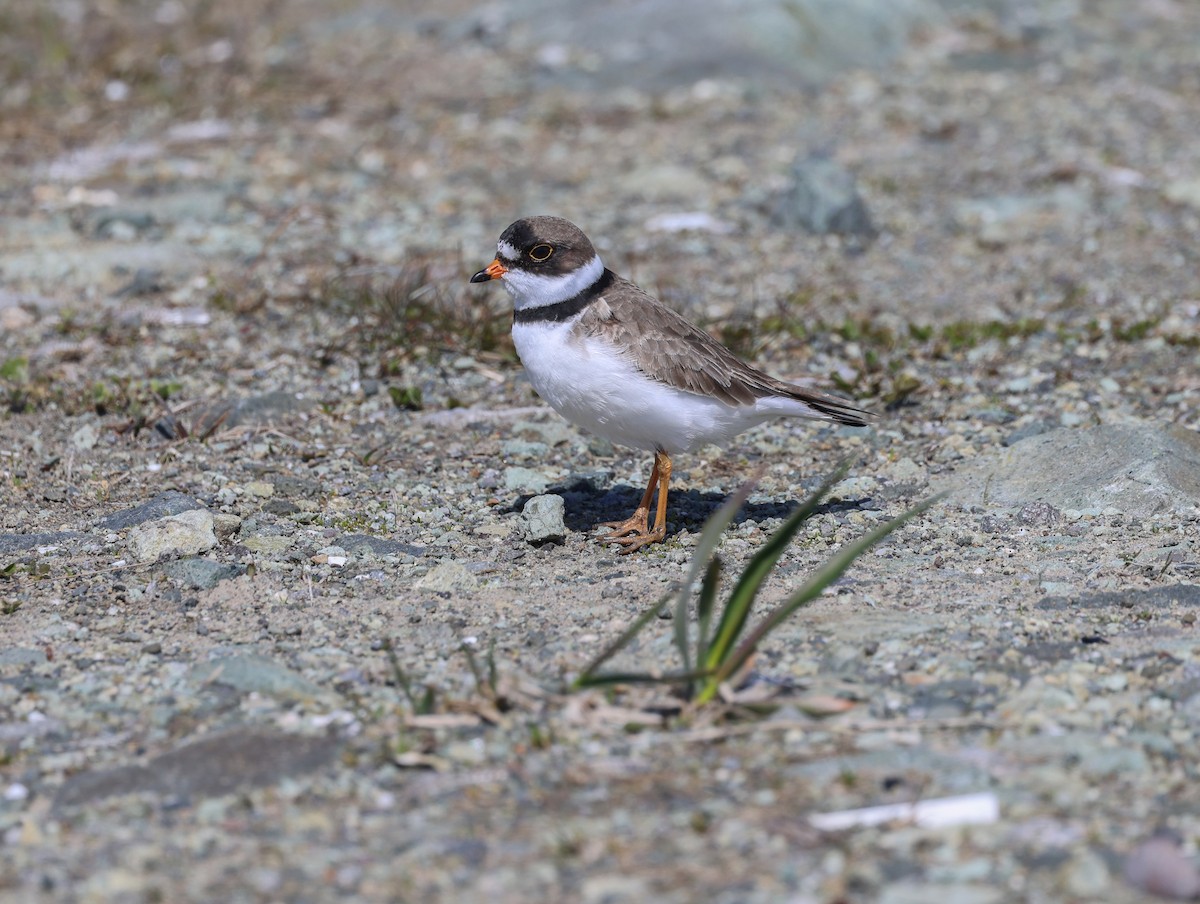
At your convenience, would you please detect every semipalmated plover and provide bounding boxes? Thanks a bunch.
[471,216,872,553]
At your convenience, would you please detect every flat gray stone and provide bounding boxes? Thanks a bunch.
[1037,584,1200,613]
[1164,177,1200,211]
[521,494,567,545]
[504,466,549,495]
[942,424,1200,517]
[97,490,204,530]
[189,653,334,704]
[0,647,48,668]
[772,154,876,238]
[0,531,84,555]
[69,420,101,450]
[192,391,309,433]
[127,509,217,562]
[160,557,243,590]
[52,728,341,811]
[415,561,480,593]
[241,533,293,555]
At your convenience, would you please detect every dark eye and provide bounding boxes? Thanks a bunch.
[528,244,554,262]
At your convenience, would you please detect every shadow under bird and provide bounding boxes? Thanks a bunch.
[471,216,872,553]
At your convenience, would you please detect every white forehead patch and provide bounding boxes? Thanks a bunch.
[497,239,520,262]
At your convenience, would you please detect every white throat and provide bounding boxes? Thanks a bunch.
[502,254,605,311]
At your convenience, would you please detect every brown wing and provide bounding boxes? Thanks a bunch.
[577,275,872,426]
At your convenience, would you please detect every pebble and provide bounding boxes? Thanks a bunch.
[772,154,876,239]
[1124,836,1200,900]
[241,535,293,554]
[160,557,241,590]
[70,421,101,450]
[520,495,566,545]
[415,561,480,593]
[98,491,205,530]
[127,509,217,562]
[504,466,550,494]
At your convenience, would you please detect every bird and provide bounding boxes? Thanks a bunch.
[470,216,872,553]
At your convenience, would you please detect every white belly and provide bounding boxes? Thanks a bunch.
[512,321,777,454]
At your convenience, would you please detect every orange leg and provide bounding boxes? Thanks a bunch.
[598,451,673,554]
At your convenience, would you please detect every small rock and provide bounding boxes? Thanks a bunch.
[52,728,341,811]
[112,267,165,297]
[242,534,293,555]
[521,495,567,545]
[1,305,36,331]
[98,491,204,530]
[878,882,1005,904]
[89,208,155,239]
[945,424,1200,517]
[881,457,927,490]
[244,481,274,498]
[161,557,242,590]
[644,211,735,234]
[829,476,879,501]
[127,509,217,562]
[502,439,549,460]
[192,391,307,434]
[580,875,651,904]
[0,648,48,667]
[416,561,479,593]
[212,513,242,539]
[1163,177,1200,211]
[1061,847,1111,899]
[190,653,332,704]
[504,466,549,495]
[70,421,101,450]
[1016,501,1062,527]
[1124,836,1200,900]
[771,154,875,238]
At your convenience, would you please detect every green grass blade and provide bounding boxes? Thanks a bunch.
[672,472,761,685]
[672,581,693,679]
[703,492,946,699]
[693,556,722,675]
[573,591,672,689]
[702,459,853,673]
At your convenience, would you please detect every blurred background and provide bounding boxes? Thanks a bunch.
[1,0,1197,417]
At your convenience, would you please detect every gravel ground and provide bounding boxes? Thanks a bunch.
[1,1,1199,901]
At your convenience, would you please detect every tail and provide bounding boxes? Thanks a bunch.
[754,385,874,426]
[794,388,874,427]
[768,384,873,429]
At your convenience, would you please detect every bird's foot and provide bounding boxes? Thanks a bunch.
[604,525,667,555]
[597,508,650,539]
[596,511,667,554]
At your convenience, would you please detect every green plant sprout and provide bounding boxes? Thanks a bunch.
[575,460,943,704]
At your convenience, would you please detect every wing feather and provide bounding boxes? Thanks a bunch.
[576,275,872,426]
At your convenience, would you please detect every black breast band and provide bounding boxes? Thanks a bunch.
[512,269,615,325]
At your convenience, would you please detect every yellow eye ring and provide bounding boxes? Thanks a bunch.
[528,243,554,262]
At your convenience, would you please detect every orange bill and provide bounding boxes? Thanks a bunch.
[470,258,508,283]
